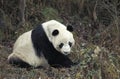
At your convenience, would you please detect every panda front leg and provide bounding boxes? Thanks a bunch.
[60,57,74,68]
[49,56,74,68]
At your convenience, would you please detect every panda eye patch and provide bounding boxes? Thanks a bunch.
[69,42,72,47]
[59,43,64,48]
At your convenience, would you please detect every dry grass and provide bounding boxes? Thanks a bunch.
[0,0,120,79]
[0,41,120,79]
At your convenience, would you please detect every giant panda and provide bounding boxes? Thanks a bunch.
[8,20,75,68]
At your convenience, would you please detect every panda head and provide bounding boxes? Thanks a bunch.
[50,24,75,55]
[43,20,75,55]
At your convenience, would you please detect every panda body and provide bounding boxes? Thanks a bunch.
[8,20,75,68]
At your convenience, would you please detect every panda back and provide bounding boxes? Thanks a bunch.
[13,30,32,49]
[9,30,48,67]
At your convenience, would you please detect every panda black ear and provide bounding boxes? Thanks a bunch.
[52,29,59,36]
[67,25,73,32]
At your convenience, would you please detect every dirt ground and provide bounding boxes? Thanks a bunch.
[0,46,81,79]
[0,43,120,79]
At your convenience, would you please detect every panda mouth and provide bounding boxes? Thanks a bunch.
[63,52,70,55]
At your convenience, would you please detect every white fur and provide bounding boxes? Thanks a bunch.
[8,20,75,67]
[42,20,75,55]
[8,30,49,67]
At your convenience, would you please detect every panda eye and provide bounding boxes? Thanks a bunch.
[69,42,72,47]
[59,43,64,48]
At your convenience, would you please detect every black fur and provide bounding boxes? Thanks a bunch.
[8,57,31,68]
[52,29,59,36]
[31,24,73,68]
[67,25,73,32]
